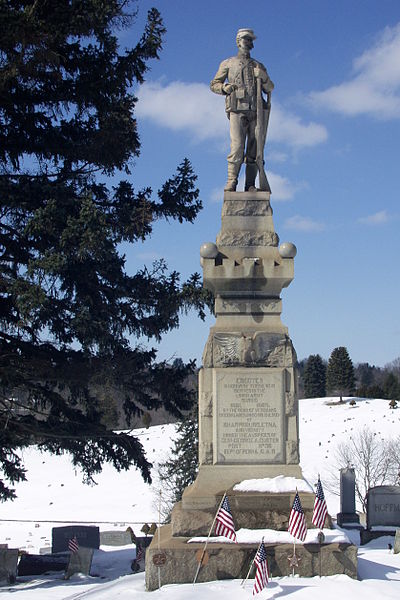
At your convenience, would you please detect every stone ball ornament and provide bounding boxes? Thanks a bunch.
[279,242,297,258]
[200,242,219,259]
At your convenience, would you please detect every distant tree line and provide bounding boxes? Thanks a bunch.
[300,348,400,407]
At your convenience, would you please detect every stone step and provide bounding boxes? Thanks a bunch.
[144,525,357,591]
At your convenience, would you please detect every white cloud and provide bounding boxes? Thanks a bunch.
[268,150,289,163]
[268,103,328,147]
[136,81,225,141]
[284,215,325,232]
[210,185,224,203]
[308,22,400,119]
[358,210,389,225]
[136,80,327,150]
[267,171,306,201]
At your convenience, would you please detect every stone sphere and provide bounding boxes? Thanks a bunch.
[279,242,297,258]
[200,242,219,259]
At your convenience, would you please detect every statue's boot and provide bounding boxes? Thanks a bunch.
[224,162,241,192]
[244,162,258,191]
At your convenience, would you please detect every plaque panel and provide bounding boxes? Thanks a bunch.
[213,368,285,464]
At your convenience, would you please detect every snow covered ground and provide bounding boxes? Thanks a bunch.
[1,396,400,598]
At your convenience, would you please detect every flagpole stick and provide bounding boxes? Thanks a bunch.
[157,489,162,590]
[319,531,322,578]
[241,537,263,586]
[193,492,227,585]
[292,488,297,577]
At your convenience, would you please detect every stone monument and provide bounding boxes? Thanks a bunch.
[145,30,357,590]
[337,467,361,529]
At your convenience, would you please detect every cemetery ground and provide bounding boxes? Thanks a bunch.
[1,397,400,598]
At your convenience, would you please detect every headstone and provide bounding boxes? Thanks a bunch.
[367,486,400,530]
[337,467,361,528]
[18,553,69,576]
[341,467,356,513]
[100,530,132,546]
[52,525,100,553]
[394,529,400,554]
[0,549,18,584]
[64,547,94,579]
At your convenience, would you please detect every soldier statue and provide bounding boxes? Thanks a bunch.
[210,29,274,192]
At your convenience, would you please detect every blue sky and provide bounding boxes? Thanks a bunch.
[121,0,400,368]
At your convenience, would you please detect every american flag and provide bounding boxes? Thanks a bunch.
[215,495,237,542]
[253,541,269,595]
[136,544,143,562]
[312,477,328,530]
[68,536,79,553]
[288,491,307,542]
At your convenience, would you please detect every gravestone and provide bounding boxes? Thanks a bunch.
[337,467,361,528]
[0,549,18,584]
[64,547,94,579]
[394,529,400,554]
[100,530,132,546]
[367,485,400,530]
[52,525,99,553]
[18,553,69,576]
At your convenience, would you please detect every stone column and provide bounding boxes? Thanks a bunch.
[182,189,301,510]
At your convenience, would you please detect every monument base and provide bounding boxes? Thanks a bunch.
[174,488,318,537]
[145,524,357,591]
[143,488,357,590]
[181,464,303,510]
[336,512,362,529]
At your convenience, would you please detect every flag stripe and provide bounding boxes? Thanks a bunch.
[68,537,79,553]
[215,496,237,542]
[312,479,328,530]
[253,542,269,595]
[288,492,307,542]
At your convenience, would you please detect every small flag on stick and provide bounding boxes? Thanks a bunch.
[68,536,79,553]
[312,477,328,530]
[136,544,143,562]
[288,491,307,542]
[252,541,269,595]
[215,495,237,542]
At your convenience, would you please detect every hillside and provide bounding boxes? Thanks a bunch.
[1,396,399,554]
[0,397,400,599]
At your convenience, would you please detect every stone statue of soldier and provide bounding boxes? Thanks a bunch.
[210,29,274,192]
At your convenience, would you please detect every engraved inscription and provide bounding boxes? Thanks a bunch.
[214,369,284,464]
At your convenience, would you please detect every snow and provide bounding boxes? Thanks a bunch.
[234,475,313,493]
[1,396,400,598]
[189,527,350,545]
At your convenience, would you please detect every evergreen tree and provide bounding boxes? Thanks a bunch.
[355,362,377,388]
[382,372,400,401]
[303,354,326,398]
[326,347,355,402]
[158,407,198,518]
[0,2,209,500]
[356,384,385,400]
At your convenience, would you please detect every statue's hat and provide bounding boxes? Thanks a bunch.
[236,28,256,41]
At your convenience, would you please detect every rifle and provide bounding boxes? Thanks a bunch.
[255,77,271,192]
